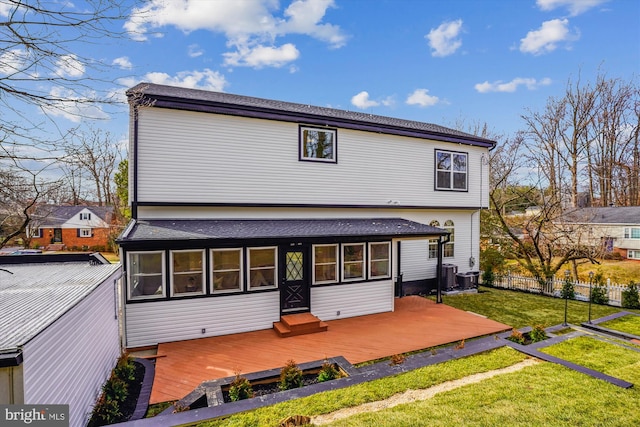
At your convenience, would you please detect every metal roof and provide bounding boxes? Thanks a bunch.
[118,218,448,243]
[0,262,121,353]
[128,83,496,148]
[563,206,640,225]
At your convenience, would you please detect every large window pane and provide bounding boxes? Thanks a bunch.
[314,244,337,284]
[436,150,467,191]
[343,243,365,281]
[369,242,390,279]
[248,247,277,289]
[301,127,336,162]
[129,251,165,299]
[212,249,242,292]
[171,250,204,295]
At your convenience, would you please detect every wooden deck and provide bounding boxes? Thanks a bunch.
[148,296,510,404]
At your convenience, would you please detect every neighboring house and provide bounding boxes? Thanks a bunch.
[29,205,115,251]
[0,253,122,427]
[117,83,496,348]
[563,206,640,260]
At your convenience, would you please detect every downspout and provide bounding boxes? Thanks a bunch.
[436,233,451,304]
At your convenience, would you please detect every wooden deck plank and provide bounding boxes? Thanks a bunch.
[148,296,510,404]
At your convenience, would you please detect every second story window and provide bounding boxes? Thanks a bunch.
[435,150,467,191]
[300,126,337,163]
[80,212,92,220]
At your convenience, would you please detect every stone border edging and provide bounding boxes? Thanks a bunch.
[129,358,155,421]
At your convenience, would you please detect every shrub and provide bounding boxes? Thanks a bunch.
[622,281,640,309]
[389,354,406,366]
[507,328,525,345]
[317,360,340,382]
[588,273,609,305]
[228,373,254,401]
[529,325,547,343]
[482,266,495,287]
[88,353,137,426]
[560,276,575,300]
[89,394,121,426]
[114,354,135,382]
[279,360,303,391]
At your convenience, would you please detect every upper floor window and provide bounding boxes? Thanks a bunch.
[624,228,640,239]
[435,150,467,191]
[80,212,91,220]
[300,126,337,163]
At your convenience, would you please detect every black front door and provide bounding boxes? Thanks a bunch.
[281,246,310,314]
[53,228,62,243]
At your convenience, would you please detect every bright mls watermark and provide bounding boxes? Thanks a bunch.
[1,405,68,426]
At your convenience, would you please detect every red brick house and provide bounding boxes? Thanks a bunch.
[29,205,115,251]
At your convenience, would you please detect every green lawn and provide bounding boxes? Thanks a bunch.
[437,286,638,328]
[192,288,640,426]
[599,315,640,336]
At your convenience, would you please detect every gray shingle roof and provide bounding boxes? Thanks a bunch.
[0,262,121,353]
[563,206,640,225]
[33,205,113,227]
[128,83,496,148]
[119,218,448,243]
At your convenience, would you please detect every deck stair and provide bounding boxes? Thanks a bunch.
[273,313,328,338]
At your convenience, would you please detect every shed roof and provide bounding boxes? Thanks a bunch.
[563,206,640,225]
[118,218,448,243]
[128,83,496,148]
[0,261,121,353]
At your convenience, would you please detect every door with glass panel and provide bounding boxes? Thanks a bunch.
[281,246,310,313]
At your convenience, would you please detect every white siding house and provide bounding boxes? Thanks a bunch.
[0,254,122,427]
[118,83,496,348]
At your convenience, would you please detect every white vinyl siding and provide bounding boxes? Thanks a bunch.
[22,271,121,427]
[135,108,489,208]
[125,292,280,347]
[311,280,394,321]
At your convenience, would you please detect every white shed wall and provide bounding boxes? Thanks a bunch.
[135,108,489,208]
[22,270,121,427]
[125,292,280,348]
[311,280,394,321]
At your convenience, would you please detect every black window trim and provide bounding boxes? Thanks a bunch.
[299,125,338,163]
[434,149,469,192]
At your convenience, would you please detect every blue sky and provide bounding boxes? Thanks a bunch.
[4,0,640,145]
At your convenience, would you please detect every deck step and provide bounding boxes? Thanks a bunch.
[273,313,328,338]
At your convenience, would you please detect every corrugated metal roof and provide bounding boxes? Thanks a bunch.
[0,262,122,353]
[118,218,448,243]
[563,206,640,225]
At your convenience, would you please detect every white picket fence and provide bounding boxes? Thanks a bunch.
[487,273,628,307]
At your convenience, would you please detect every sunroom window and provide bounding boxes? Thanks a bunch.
[300,126,336,163]
[435,150,467,191]
[170,250,205,296]
[342,243,365,281]
[128,251,165,300]
[248,247,277,290]
[369,242,391,279]
[211,248,243,292]
[313,244,338,284]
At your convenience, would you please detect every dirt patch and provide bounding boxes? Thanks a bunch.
[312,358,540,425]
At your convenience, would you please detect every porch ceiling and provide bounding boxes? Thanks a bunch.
[147,296,510,404]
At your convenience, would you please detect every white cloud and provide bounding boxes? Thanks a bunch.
[520,19,579,55]
[536,0,609,16]
[474,77,552,93]
[118,69,228,92]
[426,19,463,57]
[0,48,29,76]
[113,56,133,70]
[55,54,85,78]
[351,91,379,109]
[406,89,439,107]
[44,86,109,123]
[223,43,300,68]
[124,0,347,68]
[188,44,204,58]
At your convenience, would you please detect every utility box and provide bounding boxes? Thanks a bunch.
[441,264,458,291]
[456,272,477,290]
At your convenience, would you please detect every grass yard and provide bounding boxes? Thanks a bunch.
[599,314,640,336]
[437,286,639,328]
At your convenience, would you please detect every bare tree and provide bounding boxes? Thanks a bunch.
[0,0,132,248]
